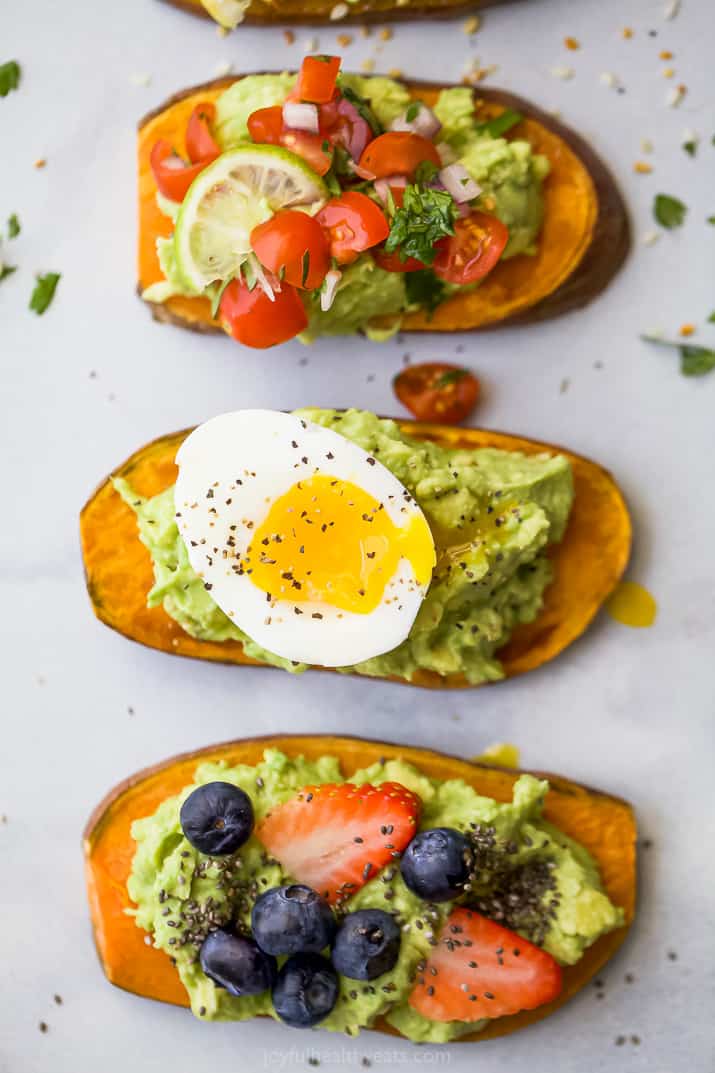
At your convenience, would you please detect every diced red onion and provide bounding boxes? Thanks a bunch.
[390,104,441,141]
[320,268,342,312]
[374,174,407,205]
[282,101,320,133]
[439,163,481,203]
[348,160,377,181]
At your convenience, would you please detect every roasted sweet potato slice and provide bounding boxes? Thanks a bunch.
[79,418,631,687]
[83,734,637,1041]
[160,0,522,28]
[138,76,628,338]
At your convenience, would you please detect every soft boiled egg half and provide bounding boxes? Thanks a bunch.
[174,410,436,667]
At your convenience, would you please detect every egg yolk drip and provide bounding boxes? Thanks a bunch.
[246,475,436,614]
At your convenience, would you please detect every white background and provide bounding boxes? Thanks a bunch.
[2,0,714,1070]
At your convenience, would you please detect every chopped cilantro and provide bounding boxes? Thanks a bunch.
[0,60,21,98]
[404,270,447,316]
[384,184,457,267]
[0,264,17,283]
[475,109,523,139]
[653,194,687,229]
[708,311,715,324]
[414,160,439,184]
[301,249,311,287]
[7,213,20,238]
[436,367,469,387]
[29,272,60,314]
[405,101,421,123]
[641,334,715,378]
[708,215,715,226]
[682,140,697,157]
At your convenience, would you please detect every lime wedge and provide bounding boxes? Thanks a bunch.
[173,145,328,294]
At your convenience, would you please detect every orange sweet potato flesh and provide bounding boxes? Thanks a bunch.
[80,420,631,687]
[161,0,521,27]
[137,77,629,336]
[83,734,636,1042]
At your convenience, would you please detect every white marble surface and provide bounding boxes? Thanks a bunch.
[2,0,714,1070]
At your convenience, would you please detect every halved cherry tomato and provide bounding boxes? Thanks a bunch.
[150,140,216,202]
[247,105,284,145]
[433,212,509,285]
[358,132,441,180]
[373,248,425,273]
[250,210,330,290]
[316,192,390,265]
[219,278,307,349]
[296,55,341,104]
[185,102,220,164]
[393,362,480,425]
[280,130,333,176]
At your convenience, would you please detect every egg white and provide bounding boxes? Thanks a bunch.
[173,410,435,667]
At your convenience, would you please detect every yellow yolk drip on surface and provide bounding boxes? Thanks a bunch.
[605,581,657,628]
[247,475,436,614]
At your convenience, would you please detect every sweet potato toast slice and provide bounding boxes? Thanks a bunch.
[80,418,631,687]
[137,76,628,338]
[160,0,520,28]
[83,734,637,1041]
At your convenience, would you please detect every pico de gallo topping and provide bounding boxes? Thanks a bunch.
[147,56,538,350]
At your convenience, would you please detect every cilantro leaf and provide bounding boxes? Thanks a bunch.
[404,270,447,316]
[641,334,715,378]
[653,194,687,229]
[681,345,715,377]
[7,213,20,238]
[0,60,21,98]
[385,185,457,266]
[436,367,469,388]
[0,264,17,283]
[475,109,523,139]
[405,101,421,123]
[708,215,715,226]
[708,311,715,324]
[683,140,697,157]
[29,272,60,314]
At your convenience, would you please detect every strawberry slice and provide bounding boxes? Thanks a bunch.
[409,908,562,1022]
[256,782,421,906]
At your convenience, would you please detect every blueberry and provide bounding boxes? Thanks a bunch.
[400,827,472,902]
[251,885,336,956]
[272,952,339,1028]
[331,909,401,981]
[179,781,253,855]
[199,929,276,997]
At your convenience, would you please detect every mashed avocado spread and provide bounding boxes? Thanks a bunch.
[146,74,549,338]
[115,409,573,683]
[128,749,623,1042]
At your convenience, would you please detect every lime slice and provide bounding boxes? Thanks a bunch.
[174,145,328,294]
[199,0,250,29]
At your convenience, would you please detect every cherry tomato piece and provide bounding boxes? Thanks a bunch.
[358,132,441,180]
[433,212,509,286]
[185,102,220,164]
[250,210,330,290]
[296,55,341,104]
[393,363,480,425]
[150,140,215,202]
[280,130,333,176]
[316,192,390,265]
[219,278,308,349]
[247,106,284,145]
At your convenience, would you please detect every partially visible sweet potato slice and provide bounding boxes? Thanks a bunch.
[79,418,631,687]
[83,734,637,1041]
[137,77,628,337]
[160,0,523,28]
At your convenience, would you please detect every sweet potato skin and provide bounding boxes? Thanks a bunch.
[160,0,520,26]
[137,76,629,337]
[79,419,631,687]
[83,734,637,1041]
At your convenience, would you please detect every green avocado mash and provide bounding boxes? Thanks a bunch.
[144,74,549,337]
[115,409,573,684]
[128,749,623,1042]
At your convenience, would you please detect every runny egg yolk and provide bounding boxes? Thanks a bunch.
[246,475,436,614]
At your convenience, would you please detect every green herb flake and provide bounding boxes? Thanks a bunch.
[29,272,60,315]
[0,264,17,283]
[682,140,697,157]
[404,270,447,317]
[707,215,715,226]
[301,249,311,287]
[0,60,21,98]
[476,109,523,139]
[653,194,687,229]
[708,311,715,324]
[384,185,457,267]
[405,102,421,123]
[7,214,20,239]
[641,333,715,378]
[436,367,469,388]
